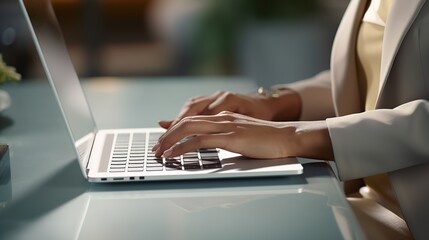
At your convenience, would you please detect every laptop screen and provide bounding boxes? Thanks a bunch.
[21,0,97,170]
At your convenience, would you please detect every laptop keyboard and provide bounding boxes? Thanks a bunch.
[108,132,222,173]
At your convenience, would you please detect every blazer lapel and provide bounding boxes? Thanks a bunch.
[331,0,368,116]
[377,0,427,105]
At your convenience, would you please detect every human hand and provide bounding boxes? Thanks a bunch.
[154,112,294,159]
[153,111,334,160]
[158,89,301,129]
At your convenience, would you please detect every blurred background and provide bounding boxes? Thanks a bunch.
[0,0,348,86]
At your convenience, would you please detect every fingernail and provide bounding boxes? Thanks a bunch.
[155,149,162,158]
[162,148,173,158]
[151,143,160,152]
[158,120,172,129]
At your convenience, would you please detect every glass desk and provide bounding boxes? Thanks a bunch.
[0,77,365,239]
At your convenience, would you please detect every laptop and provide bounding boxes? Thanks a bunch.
[20,0,303,182]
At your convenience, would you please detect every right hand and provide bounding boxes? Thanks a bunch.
[158,89,301,129]
[153,111,333,161]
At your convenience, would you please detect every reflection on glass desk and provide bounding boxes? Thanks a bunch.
[80,180,304,239]
[78,167,361,240]
[0,78,365,240]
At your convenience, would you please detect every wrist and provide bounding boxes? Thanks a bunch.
[263,87,301,121]
[292,121,334,160]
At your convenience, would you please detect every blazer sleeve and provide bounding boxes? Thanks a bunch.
[274,70,336,121]
[326,99,429,181]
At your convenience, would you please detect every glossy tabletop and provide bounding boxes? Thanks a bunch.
[0,77,365,240]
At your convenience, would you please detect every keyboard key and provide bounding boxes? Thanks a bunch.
[147,159,163,164]
[111,160,127,164]
[183,155,198,159]
[128,164,144,168]
[184,163,201,170]
[201,160,219,165]
[146,159,162,163]
[147,166,163,171]
[130,158,145,162]
[202,163,222,169]
[110,166,126,169]
[166,166,182,171]
[128,168,144,172]
[146,166,163,171]
[165,162,182,168]
[130,150,145,154]
[201,156,220,161]
[113,149,128,152]
[111,162,126,165]
[147,160,162,164]
[183,159,199,163]
[129,159,144,163]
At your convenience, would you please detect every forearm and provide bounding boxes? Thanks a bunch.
[274,70,335,121]
[287,120,334,161]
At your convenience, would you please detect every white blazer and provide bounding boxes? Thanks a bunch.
[283,0,429,238]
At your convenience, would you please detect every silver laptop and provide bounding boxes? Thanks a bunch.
[20,0,303,182]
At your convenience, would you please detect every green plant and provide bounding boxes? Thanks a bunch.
[0,54,21,84]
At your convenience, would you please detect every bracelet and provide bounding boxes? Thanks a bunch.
[257,86,280,98]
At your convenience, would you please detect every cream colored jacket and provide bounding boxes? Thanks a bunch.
[282,0,429,238]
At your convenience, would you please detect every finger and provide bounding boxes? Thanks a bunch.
[206,92,241,115]
[162,134,230,158]
[172,113,236,124]
[170,91,225,127]
[151,142,160,152]
[153,114,234,152]
[155,119,234,157]
[156,113,236,145]
[158,120,173,129]
[156,119,225,156]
